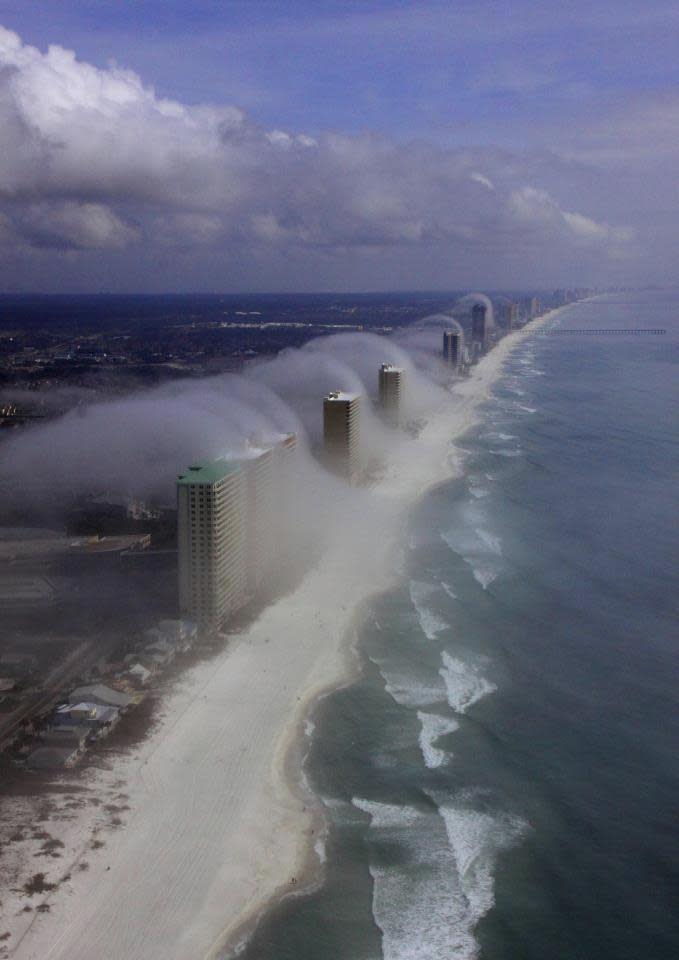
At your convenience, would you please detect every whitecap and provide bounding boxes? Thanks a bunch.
[373,658,447,708]
[439,651,496,713]
[409,580,449,640]
[437,802,528,927]
[440,523,503,588]
[353,795,526,960]
[472,565,498,589]
[417,711,459,768]
[475,529,502,556]
[440,581,457,599]
[352,798,423,828]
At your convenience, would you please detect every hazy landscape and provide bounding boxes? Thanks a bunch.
[0,5,677,960]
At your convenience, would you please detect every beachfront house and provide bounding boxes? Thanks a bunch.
[67,684,133,710]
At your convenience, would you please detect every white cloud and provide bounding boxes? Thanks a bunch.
[0,25,634,285]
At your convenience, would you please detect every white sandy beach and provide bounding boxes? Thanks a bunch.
[0,313,558,960]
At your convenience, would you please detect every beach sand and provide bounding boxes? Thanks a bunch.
[1,313,557,960]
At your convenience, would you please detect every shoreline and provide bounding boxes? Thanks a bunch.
[1,307,562,960]
[216,307,565,958]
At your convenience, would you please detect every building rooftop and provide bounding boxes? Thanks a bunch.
[324,391,360,402]
[67,684,133,709]
[177,459,241,486]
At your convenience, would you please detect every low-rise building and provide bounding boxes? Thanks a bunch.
[67,684,133,710]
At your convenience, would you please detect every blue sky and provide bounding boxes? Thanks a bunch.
[0,1,678,290]
[4,0,678,143]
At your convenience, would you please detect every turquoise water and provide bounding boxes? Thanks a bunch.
[237,293,678,960]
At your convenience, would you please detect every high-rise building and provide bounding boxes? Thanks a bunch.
[177,459,248,632]
[472,303,488,352]
[506,302,518,330]
[243,447,275,595]
[529,296,541,319]
[323,391,361,482]
[443,330,461,367]
[378,363,403,424]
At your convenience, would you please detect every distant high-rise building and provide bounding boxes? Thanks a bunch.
[378,363,403,424]
[177,460,248,632]
[529,296,541,319]
[472,303,488,352]
[443,330,461,368]
[323,391,361,482]
[506,302,518,330]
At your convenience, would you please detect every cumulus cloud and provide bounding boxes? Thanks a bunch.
[0,25,633,287]
[508,186,633,247]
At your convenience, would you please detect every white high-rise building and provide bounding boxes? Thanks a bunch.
[177,460,248,632]
[244,432,298,592]
[378,363,404,425]
[323,391,361,482]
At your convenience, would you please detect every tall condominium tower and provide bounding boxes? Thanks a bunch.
[471,303,488,352]
[177,460,247,632]
[323,391,361,482]
[244,432,298,592]
[378,363,403,424]
[442,330,461,367]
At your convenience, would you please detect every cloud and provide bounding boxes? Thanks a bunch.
[508,186,633,247]
[20,201,138,249]
[0,25,633,288]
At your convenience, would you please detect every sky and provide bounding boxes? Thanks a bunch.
[0,0,677,292]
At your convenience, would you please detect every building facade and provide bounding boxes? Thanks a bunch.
[442,330,461,367]
[244,433,298,592]
[378,363,403,424]
[471,303,488,353]
[177,460,248,632]
[323,391,361,482]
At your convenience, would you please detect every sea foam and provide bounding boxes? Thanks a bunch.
[416,711,459,768]
[440,519,503,590]
[371,656,447,708]
[352,796,527,960]
[439,651,496,714]
[409,580,449,640]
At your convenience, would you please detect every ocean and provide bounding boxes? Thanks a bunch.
[237,292,678,960]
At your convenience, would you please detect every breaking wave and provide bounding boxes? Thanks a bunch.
[409,580,450,640]
[352,796,527,960]
[417,711,459,768]
[439,651,496,714]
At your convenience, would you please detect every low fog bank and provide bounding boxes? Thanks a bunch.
[0,306,473,518]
